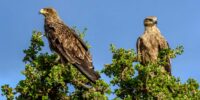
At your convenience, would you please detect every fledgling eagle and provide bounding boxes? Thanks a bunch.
[40,8,100,83]
[136,16,171,75]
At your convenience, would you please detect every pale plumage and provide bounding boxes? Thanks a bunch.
[136,16,171,75]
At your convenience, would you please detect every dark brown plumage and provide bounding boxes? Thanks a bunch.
[136,16,171,75]
[40,8,100,83]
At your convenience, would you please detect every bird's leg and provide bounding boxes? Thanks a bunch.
[133,54,141,62]
[54,54,61,63]
[133,56,139,62]
[54,54,67,65]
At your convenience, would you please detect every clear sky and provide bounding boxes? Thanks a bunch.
[0,0,200,99]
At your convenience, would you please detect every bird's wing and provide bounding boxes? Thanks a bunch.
[158,36,169,49]
[158,37,171,75]
[51,22,100,82]
[70,28,89,51]
[136,37,142,62]
[166,41,170,48]
[165,40,171,75]
[55,23,89,51]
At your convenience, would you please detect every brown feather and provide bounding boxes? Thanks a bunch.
[41,8,100,83]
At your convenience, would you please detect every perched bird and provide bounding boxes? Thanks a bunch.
[136,16,171,75]
[40,8,100,83]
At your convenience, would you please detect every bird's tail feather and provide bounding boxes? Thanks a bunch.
[164,58,171,75]
[74,63,100,83]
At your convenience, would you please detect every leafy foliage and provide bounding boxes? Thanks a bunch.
[102,44,200,99]
[1,31,110,100]
[1,84,14,100]
[1,31,200,100]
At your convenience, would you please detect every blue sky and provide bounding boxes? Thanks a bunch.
[0,0,200,99]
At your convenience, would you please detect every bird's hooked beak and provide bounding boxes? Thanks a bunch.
[39,9,46,14]
[145,18,157,24]
[144,16,158,26]
[146,16,157,24]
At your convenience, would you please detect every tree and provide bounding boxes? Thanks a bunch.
[1,30,110,100]
[102,44,200,99]
[1,30,200,100]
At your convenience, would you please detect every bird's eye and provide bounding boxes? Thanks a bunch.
[148,19,153,22]
[46,9,54,13]
[155,21,158,24]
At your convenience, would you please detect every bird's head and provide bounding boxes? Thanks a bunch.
[144,16,157,27]
[39,8,58,18]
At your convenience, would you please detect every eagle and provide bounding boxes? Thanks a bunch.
[39,8,100,83]
[136,16,171,75]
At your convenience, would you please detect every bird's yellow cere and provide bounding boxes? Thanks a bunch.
[39,9,46,14]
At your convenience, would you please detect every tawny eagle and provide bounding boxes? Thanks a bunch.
[40,8,100,83]
[136,16,171,75]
